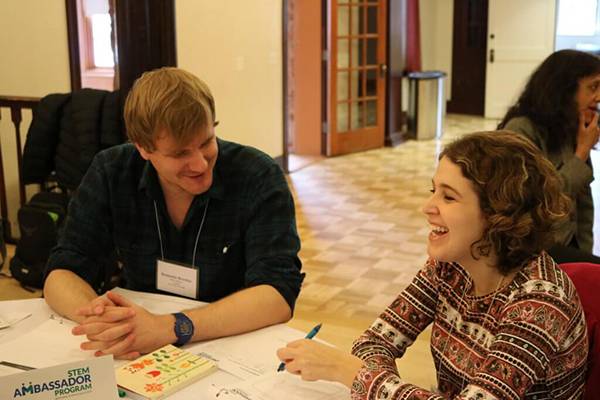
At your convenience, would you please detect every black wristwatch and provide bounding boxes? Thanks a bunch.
[172,312,194,347]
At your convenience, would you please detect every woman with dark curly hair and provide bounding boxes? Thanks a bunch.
[277,132,588,399]
[498,49,600,260]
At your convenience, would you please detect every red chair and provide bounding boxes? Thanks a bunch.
[560,262,600,400]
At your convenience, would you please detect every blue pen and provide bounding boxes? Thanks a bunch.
[277,323,322,372]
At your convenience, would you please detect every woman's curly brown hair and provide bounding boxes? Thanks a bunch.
[440,131,571,274]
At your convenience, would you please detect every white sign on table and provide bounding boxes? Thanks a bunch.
[0,355,119,400]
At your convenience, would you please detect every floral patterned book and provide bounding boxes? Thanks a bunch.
[115,344,217,399]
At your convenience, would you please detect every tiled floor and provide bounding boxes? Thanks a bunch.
[287,154,325,173]
[1,113,598,389]
[289,114,501,323]
[286,114,599,387]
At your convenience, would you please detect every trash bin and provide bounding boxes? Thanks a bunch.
[407,71,446,140]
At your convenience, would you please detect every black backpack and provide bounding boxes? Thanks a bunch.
[11,90,125,290]
[9,191,70,288]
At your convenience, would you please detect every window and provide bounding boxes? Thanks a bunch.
[555,0,600,53]
[74,0,116,90]
[90,13,114,68]
[557,0,598,36]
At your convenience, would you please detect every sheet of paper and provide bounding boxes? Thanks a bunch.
[0,299,54,342]
[161,368,240,400]
[0,315,93,368]
[190,325,308,380]
[112,287,206,314]
[0,311,31,329]
[0,363,27,377]
[212,372,348,400]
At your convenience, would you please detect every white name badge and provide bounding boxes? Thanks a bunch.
[0,355,118,400]
[156,259,199,299]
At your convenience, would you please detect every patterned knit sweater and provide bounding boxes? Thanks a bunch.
[351,253,588,399]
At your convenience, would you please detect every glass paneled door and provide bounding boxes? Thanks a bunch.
[327,0,387,156]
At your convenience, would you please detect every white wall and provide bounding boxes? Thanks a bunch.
[0,2,71,97]
[176,0,284,158]
[0,1,71,235]
[0,1,285,237]
[419,0,453,100]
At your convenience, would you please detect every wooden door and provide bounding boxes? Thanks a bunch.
[327,0,387,156]
[447,0,488,116]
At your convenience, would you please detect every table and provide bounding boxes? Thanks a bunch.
[0,289,348,399]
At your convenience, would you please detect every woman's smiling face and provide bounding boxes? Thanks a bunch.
[422,156,488,268]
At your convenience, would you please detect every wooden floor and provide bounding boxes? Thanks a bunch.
[1,113,598,389]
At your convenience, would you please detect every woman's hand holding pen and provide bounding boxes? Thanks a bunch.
[576,111,600,161]
[276,340,363,387]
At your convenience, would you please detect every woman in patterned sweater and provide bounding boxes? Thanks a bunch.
[277,132,589,399]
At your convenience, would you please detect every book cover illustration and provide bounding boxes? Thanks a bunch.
[116,344,217,399]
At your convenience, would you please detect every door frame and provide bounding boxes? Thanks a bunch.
[282,0,290,173]
[283,0,391,169]
[282,0,326,173]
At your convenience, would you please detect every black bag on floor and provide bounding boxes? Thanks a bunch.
[9,191,69,288]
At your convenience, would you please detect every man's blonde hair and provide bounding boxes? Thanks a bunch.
[124,67,216,151]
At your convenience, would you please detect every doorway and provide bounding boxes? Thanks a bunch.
[284,0,389,171]
[284,0,325,173]
[65,0,116,91]
[447,0,488,116]
[66,0,177,94]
